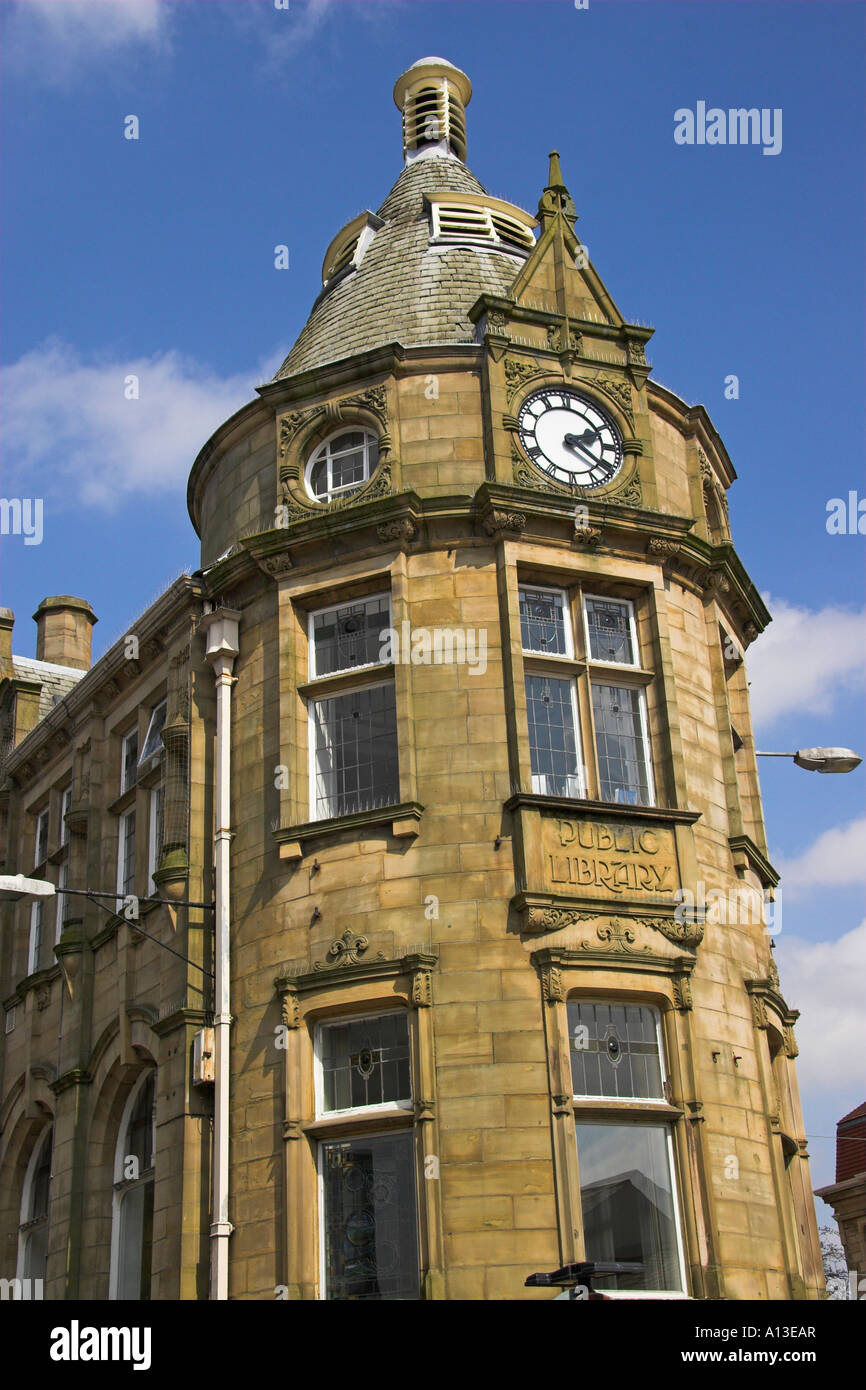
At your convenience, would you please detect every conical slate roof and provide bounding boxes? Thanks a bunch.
[272,157,522,381]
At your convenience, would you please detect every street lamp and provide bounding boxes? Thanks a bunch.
[755,747,862,774]
[0,876,214,977]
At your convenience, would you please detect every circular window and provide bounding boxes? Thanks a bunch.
[305,428,379,503]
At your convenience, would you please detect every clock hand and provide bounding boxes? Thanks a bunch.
[562,432,602,468]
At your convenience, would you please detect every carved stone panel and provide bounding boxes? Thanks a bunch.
[545,815,679,904]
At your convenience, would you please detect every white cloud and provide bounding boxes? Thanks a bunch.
[4,0,170,81]
[775,817,866,897]
[776,920,866,1092]
[747,596,866,730]
[0,338,283,509]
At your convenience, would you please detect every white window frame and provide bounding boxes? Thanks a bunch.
[59,785,72,847]
[304,428,378,505]
[314,1008,414,1121]
[307,593,392,681]
[116,809,136,900]
[568,1000,669,1104]
[139,700,167,768]
[582,593,641,669]
[16,1126,52,1287]
[519,585,574,659]
[55,862,68,944]
[571,1001,688,1297]
[121,729,138,795]
[34,809,49,868]
[109,1069,156,1301]
[590,679,656,808]
[307,677,398,823]
[525,672,585,799]
[28,901,44,975]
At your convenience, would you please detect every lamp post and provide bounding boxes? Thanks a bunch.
[755,747,862,774]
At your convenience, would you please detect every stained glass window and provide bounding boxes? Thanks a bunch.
[321,1132,419,1300]
[319,1013,411,1114]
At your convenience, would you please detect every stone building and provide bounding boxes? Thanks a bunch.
[0,57,825,1301]
[816,1102,866,1291]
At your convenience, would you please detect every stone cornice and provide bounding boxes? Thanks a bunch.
[729,834,780,889]
[274,802,425,858]
[275,947,437,1005]
[504,792,701,826]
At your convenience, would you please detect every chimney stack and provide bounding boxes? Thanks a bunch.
[0,609,14,681]
[33,596,97,671]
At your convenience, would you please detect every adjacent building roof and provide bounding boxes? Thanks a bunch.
[273,156,525,381]
[10,656,85,722]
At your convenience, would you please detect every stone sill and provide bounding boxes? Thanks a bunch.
[275,801,424,859]
[302,1107,414,1141]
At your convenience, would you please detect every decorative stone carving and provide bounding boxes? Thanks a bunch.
[313,929,371,970]
[259,553,294,577]
[703,568,731,597]
[280,993,300,1029]
[626,339,647,366]
[35,984,51,1011]
[525,906,595,935]
[784,1023,799,1058]
[573,522,602,548]
[751,995,768,1029]
[743,621,759,646]
[504,356,543,405]
[487,310,507,331]
[648,537,681,561]
[609,474,642,508]
[413,1098,436,1123]
[411,970,432,1008]
[282,1119,303,1141]
[483,509,526,536]
[552,1093,572,1116]
[279,461,394,523]
[585,919,653,955]
[278,406,326,460]
[766,953,780,990]
[339,384,388,433]
[547,325,582,355]
[595,374,634,426]
[377,518,416,544]
[672,974,693,1011]
[643,916,705,949]
[540,963,565,1004]
[698,448,712,481]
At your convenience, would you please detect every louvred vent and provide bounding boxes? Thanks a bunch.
[431,202,535,254]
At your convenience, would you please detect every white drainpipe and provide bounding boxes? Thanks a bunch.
[200,607,241,1300]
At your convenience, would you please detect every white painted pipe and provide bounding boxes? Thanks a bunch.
[200,608,241,1301]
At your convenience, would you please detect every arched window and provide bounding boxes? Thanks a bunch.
[110,1069,156,1300]
[305,428,379,504]
[17,1126,52,1290]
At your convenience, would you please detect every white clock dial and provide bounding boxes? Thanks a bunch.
[517,388,624,489]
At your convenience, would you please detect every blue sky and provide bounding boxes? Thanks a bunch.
[1,0,864,1196]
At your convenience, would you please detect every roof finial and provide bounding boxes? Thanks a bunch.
[537,150,577,228]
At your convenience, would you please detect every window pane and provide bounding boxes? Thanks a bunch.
[312,684,398,820]
[119,813,136,896]
[519,588,568,655]
[312,596,390,677]
[576,1122,682,1292]
[525,674,581,797]
[310,455,328,497]
[585,597,635,664]
[23,1225,48,1284]
[126,1073,155,1172]
[568,1001,663,1099]
[30,1131,53,1222]
[592,684,651,806]
[117,1181,154,1300]
[320,1014,411,1113]
[139,702,167,764]
[122,733,138,793]
[321,1132,419,1300]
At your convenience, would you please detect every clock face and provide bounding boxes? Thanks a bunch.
[518,388,624,489]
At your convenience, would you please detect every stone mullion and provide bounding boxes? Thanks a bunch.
[667,993,724,1298]
[497,540,531,794]
[538,967,581,1265]
[278,991,309,1299]
[390,552,418,806]
[750,1009,804,1297]
[645,581,691,812]
[662,1002,713,1300]
[703,603,744,838]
